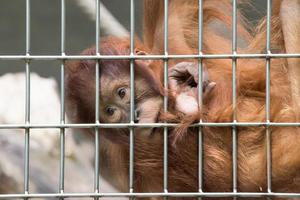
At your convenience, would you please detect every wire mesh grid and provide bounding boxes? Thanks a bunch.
[0,0,300,199]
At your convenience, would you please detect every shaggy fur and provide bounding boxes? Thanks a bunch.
[66,0,300,199]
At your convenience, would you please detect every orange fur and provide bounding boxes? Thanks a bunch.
[66,1,300,199]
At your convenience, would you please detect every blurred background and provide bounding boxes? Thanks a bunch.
[0,0,144,81]
[0,0,267,197]
[0,0,266,82]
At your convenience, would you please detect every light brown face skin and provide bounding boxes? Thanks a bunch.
[100,74,131,123]
[100,71,163,124]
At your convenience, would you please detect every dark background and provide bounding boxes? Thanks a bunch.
[0,0,265,83]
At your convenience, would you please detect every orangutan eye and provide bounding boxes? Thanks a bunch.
[117,87,127,99]
[106,107,115,116]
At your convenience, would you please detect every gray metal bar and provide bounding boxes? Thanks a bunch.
[163,0,169,194]
[1,192,300,199]
[129,0,135,193]
[266,0,272,194]
[59,0,66,195]
[198,0,203,195]
[26,0,30,55]
[232,0,238,194]
[24,0,31,196]
[94,0,101,197]
[1,122,300,129]
[1,53,300,60]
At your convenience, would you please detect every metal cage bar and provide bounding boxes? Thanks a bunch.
[1,192,300,199]
[24,0,31,196]
[232,0,238,194]
[197,0,204,196]
[94,0,101,198]
[163,0,169,195]
[266,0,272,194]
[129,0,135,194]
[0,53,300,60]
[59,0,66,196]
[1,122,300,129]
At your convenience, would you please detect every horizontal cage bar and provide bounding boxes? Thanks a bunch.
[0,192,300,199]
[0,53,300,60]
[0,122,300,129]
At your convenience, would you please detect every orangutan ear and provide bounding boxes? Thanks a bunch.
[134,48,152,66]
[133,49,162,93]
[134,48,148,56]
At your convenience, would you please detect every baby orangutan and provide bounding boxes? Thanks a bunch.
[66,38,215,123]
[66,37,215,140]
[66,38,160,143]
[66,37,216,195]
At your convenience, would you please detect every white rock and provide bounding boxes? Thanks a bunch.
[0,73,122,198]
[0,73,62,153]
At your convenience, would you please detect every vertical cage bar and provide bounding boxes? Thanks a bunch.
[129,0,135,194]
[197,0,203,195]
[232,0,238,194]
[94,0,101,197]
[163,0,169,194]
[59,0,66,195]
[24,0,31,195]
[266,0,272,194]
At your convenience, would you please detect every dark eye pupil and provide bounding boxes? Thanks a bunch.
[118,88,126,98]
[106,107,115,116]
